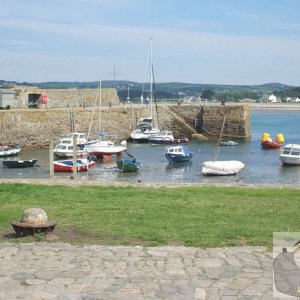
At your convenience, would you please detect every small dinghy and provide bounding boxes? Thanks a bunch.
[2,159,37,168]
[117,151,141,172]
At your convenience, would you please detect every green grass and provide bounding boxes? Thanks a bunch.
[0,183,299,248]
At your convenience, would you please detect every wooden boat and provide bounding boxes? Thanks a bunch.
[53,158,96,172]
[117,158,142,172]
[165,145,193,163]
[280,144,300,166]
[0,144,21,157]
[219,140,238,146]
[202,160,245,176]
[2,159,37,168]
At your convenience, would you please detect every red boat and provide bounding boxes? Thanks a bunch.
[54,158,96,172]
[261,140,282,149]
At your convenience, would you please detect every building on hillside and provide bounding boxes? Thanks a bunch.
[268,93,281,103]
[0,89,15,108]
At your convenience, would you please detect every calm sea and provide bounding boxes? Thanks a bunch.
[1,110,300,186]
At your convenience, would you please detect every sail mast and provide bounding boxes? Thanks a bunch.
[98,80,102,131]
[149,37,153,119]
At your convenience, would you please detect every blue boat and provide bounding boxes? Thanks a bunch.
[165,145,193,163]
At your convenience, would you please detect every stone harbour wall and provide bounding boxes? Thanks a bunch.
[12,86,119,108]
[0,104,251,149]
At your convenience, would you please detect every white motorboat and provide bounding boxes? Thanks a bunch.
[279,144,300,165]
[0,144,21,157]
[202,160,245,176]
[53,132,88,158]
[149,130,175,144]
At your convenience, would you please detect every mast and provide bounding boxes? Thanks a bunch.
[98,80,102,131]
[149,37,153,119]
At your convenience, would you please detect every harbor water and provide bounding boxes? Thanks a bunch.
[1,110,300,186]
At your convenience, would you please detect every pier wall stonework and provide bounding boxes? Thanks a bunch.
[0,104,250,149]
[12,86,119,108]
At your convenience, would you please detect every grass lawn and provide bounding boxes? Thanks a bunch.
[0,183,299,248]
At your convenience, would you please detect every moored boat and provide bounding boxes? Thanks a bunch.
[202,160,245,176]
[165,145,193,163]
[279,144,300,166]
[53,158,96,172]
[260,132,284,149]
[149,130,175,145]
[219,140,238,146]
[117,158,142,172]
[0,144,21,157]
[2,159,37,168]
[85,132,127,159]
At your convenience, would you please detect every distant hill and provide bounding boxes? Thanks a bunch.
[0,79,294,102]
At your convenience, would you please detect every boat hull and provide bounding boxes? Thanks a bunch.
[2,159,37,168]
[202,160,245,176]
[279,144,300,166]
[165,153,193,163]
[261,140,282,149]
[117,159,141,172]
[53,159,96,172]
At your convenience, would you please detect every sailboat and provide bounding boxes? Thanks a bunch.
[202,116,245,176]
[85,81,127,159]
[130,38,160,143]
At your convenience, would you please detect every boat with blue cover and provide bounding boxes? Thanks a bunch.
[165,145,193,163]
[117,151,142,172]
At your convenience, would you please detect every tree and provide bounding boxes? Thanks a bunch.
[201,89,215,100]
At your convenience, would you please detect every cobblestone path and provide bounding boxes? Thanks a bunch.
[0,243,273,299]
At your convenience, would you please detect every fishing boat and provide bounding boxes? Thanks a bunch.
[202,116,245,176]
[53,158,96,172]
[2,159,37,168]
[165,145,193,163]
[279,144,300,166]
[0,144,21,157]
[260,133,284,149]
[219,140,238,146]
[130,38,160,143]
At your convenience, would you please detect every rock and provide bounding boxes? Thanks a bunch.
[21,208,48,224]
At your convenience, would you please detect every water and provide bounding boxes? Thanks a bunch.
[1,110,300,185]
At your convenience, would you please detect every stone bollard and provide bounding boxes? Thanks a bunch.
[11,208,56,237]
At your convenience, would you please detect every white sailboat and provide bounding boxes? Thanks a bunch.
[85,81,127,159]
[130,38,160,143]
[202,116,245,176]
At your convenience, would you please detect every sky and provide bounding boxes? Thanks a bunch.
[1,0,300,85]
